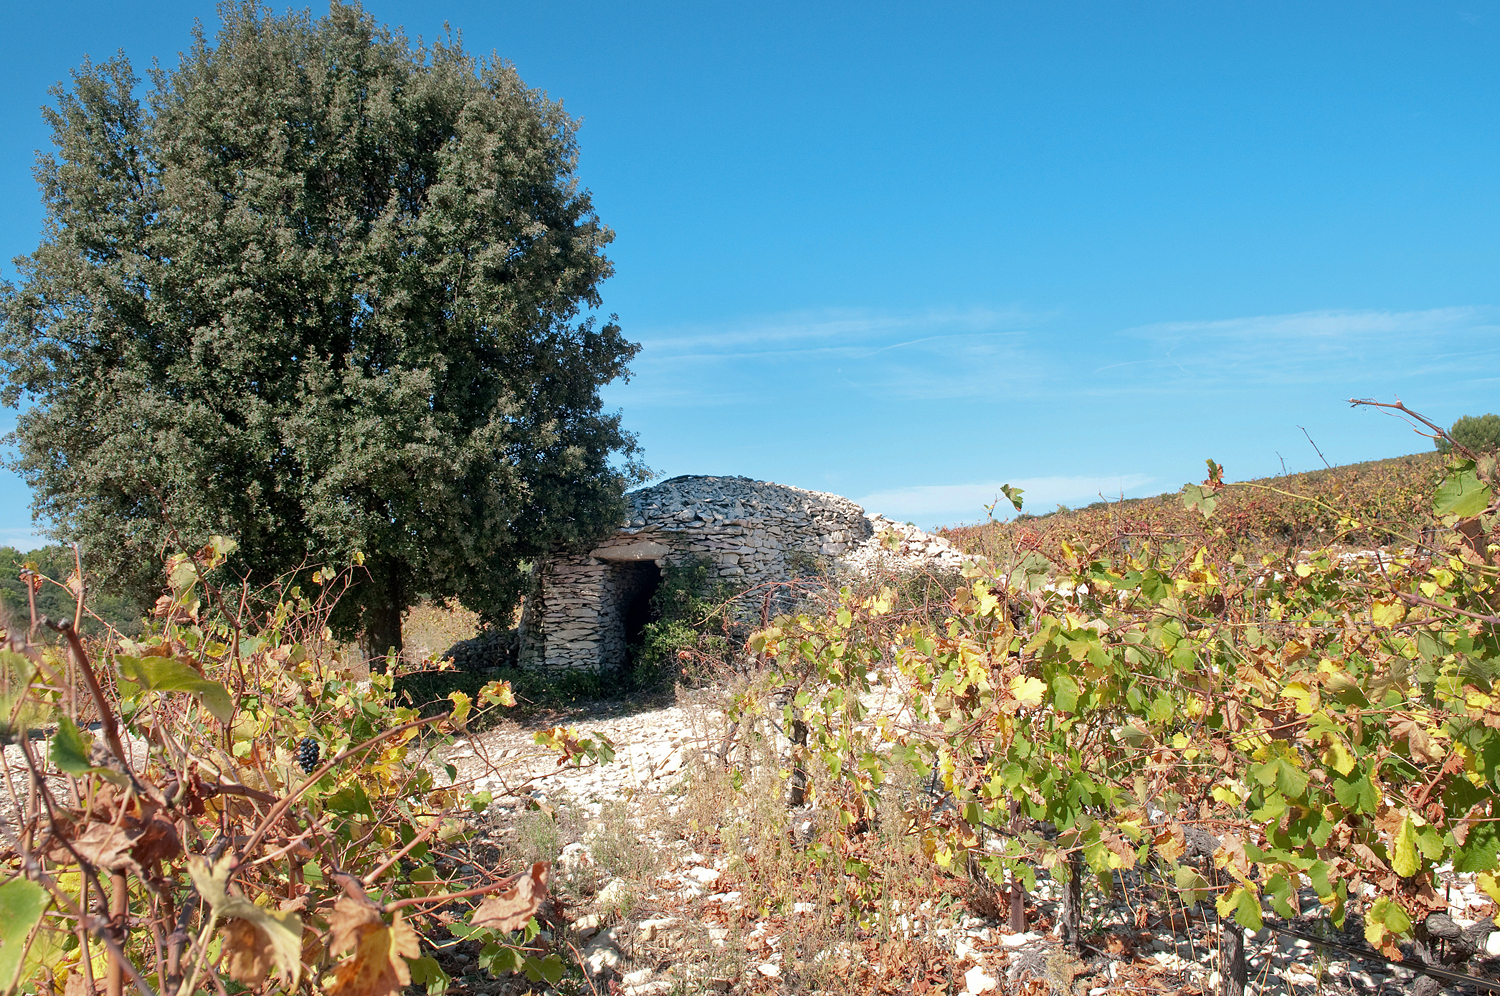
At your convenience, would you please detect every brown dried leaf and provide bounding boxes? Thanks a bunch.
[325,903,419,996]
[222,917,277,986]
[70,822,139,873]
[1213,835,1252,883]
[1153,823,1186,864]
[131,814,182,866]
[471,862,549,934]
[328,896,384,956]
[186,853,302,988]
[63,970,96,996]
[1352,842,1391,874]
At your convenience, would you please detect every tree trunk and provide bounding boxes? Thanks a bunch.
[360,562,406,671]
[1219,919,1246,996]
[1007,799,1027,933]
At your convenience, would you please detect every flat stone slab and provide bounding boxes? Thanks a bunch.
[590,541,672,562]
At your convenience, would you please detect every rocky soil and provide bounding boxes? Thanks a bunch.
[430,686,1500,996]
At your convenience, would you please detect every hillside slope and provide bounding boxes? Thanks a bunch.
[940,450,1444,560]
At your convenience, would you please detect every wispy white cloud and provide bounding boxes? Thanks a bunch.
[615,303,1500,411]
[854,474,1156,526]
[614,305,1053,406]
[1106,306,1500,392]
[1127,306,1493,341]
[0,526,51,552]
[637,306,1046,356]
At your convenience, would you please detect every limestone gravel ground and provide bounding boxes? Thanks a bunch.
[429,686,1500,996]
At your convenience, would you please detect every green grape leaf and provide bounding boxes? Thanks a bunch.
[1215,884,1263,931]
[1174,865,1211,907]
[407,955,450,996]
[117,655,234,723]
[1435,464,1492,519]
[0,877,49,995]
[526,953,566,985]
[1181,484,1218,519]
[1051,674,1080,714]
[1453,820,1500,873]
[49,716,94,776]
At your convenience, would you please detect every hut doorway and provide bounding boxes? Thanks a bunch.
[614,561,663,652]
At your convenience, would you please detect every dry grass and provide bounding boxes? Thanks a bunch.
[403,597,482,663]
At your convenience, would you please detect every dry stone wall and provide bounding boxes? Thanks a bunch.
[520,475,968,671]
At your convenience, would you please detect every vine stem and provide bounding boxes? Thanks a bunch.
[235,713,444,867]
[48,618,128,765]
[1348,398,1478,460]
[363,816,446,886]
[381,874,533,915]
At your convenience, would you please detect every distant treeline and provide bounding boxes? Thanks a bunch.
[0,545,145,637]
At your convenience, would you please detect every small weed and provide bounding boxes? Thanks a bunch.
[588,798,666,883]
[512,794,584,870]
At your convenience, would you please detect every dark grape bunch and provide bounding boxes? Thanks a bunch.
[296,737,320,774]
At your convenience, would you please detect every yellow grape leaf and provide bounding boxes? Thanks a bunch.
[326,898,420,996]
[1280,681,1316,715]
[1371,598,1407,628]
[447,691,472,728]
[1153,823,1187,864]
[969,582,1000,617]
[1321,739,1357,777]
[1009,675,1047,707]
[479,680,516,707]
[186,854,302,988]
[1213,835,1253,885]
[1478,872,1500,904]
[471,862,550,933]
[1392,816,1421,878]
[1364,896,1410,959]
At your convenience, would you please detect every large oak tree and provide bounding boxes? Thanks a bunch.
[0,2,643,661]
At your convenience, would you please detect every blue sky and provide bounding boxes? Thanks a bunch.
[2,2,1498,547]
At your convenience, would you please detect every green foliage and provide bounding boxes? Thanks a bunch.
[738,421,1500,954]
[0,546,143,636]
[1437,413,1500,455]
[632,556,732,688]
[0,2,644,660]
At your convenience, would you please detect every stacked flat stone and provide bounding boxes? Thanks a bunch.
[520,476,970,671]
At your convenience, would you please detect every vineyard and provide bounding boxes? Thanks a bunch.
[0,402,1497,996]
[940,451,1446,561]
[0,542,592,996]
[734,403,1500,993]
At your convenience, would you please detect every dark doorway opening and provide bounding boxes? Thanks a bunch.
[618,561,663,651]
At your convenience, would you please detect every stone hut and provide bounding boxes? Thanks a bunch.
[517,475,967,671]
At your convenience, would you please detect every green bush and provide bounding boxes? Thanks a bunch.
[632,556,734,687]
[0,545,145,636]
[1437,412,1500,454]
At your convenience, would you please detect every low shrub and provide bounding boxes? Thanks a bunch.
[0,539,612,995]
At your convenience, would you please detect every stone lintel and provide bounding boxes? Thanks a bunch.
[590,540,672,562]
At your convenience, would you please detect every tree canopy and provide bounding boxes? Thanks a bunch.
[1437,413,1500,456]
[0,2,643,659]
